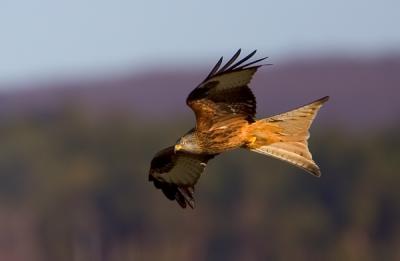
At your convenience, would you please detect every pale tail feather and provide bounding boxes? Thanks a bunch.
[252,143,321,176]
[247,96,329,177]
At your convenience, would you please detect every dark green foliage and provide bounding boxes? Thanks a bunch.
[0,108,399,260]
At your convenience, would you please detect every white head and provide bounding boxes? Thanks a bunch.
[174,132,202,154]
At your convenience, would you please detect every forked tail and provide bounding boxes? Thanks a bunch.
[245,96,329,177]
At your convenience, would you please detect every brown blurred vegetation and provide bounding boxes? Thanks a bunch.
[0,57,400,260]
[0,104,399,261]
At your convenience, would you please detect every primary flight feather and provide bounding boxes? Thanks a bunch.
[149,49,329,209]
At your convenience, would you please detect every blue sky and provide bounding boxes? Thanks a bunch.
[1,0,399,85]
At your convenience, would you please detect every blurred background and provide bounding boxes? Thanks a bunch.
[0,1,399,260]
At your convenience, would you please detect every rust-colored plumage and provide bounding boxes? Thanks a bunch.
[149,49,329,208]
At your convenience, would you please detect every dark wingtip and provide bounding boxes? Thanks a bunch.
[216,49,242,74]
[315,96,330,104]
[204,56,224,81]
[202,49,269,81]
[321,96,330,102]
[149,177,196,209]
[236,56,268,70]
[175,192,188,208]
[226,49,258,71]
[177,187,195,209]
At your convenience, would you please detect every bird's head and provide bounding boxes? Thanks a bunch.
[175,132,202,154]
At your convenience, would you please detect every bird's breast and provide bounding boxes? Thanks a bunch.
[196,120,249,154]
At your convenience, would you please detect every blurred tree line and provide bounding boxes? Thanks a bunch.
[0,106,399,261]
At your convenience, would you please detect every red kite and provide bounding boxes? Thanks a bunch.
[149,50,329,208]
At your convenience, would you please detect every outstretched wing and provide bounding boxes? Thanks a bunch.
[187,49,268,131]
[149,146,216,209]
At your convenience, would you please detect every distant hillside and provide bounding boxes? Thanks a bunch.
[1,56,399,129]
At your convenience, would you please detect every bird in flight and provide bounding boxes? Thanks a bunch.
[149,49,329,209]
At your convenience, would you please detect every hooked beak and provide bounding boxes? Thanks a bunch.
[174,144,182,153]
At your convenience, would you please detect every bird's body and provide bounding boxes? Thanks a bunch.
[179,119,249,154]
[149,50,329,209]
